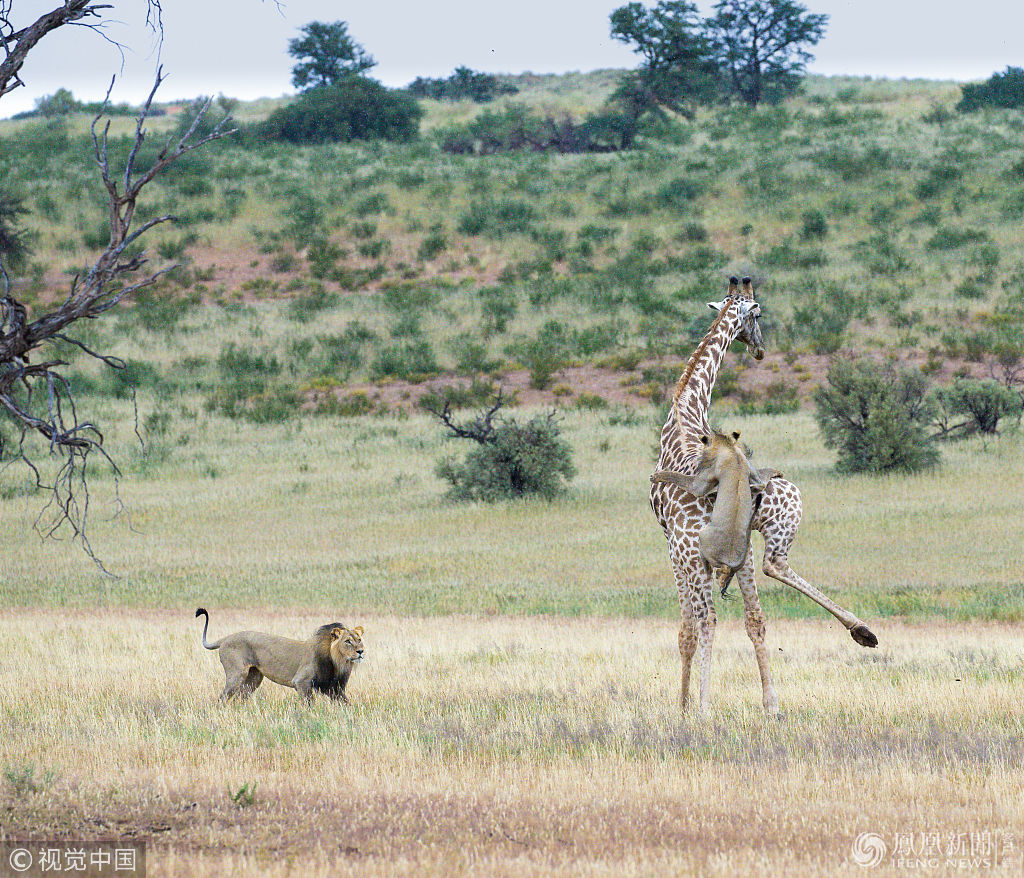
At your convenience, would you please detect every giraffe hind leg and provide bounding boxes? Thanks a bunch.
[734,552,779,716]
[762,552,878,648]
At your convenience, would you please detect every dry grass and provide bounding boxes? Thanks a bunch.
[1,612,1022,876]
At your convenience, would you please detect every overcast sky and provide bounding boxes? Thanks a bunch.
[2,0,1021,117]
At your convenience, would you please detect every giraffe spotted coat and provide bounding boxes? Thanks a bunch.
[650,282,877,715]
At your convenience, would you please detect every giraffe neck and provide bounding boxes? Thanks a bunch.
[670,302,744,443]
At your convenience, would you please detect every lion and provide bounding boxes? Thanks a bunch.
[652,430,780,597]
[195,608,364,703]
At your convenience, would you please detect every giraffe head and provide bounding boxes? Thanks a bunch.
[708,277,764,360]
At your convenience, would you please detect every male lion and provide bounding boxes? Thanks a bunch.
[195,608,364,702]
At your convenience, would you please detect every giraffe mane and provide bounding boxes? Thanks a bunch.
[670,297,737,438]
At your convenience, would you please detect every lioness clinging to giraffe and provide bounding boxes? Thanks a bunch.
[649,276,877,716]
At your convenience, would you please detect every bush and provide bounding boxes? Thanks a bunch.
[314,322,377,379]
[287,283,339,322]
[261,79,423,144]
[457,199,536,237]
[957,67,1024,113]
[799,210,828,240]
[368,340,438,381]
[416,230,448,260]
[407,67,519,103]
[737,380,800,415]
[510,321,571,390]
[479,286,517,335]
[814,357,940,474]
[439,103,633,155]
[434,409,575,502]
[930,378,1022,437]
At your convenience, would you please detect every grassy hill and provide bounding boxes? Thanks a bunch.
[0,70,1021,420]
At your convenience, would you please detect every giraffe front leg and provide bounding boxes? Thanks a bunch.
[734,550,779,716]
[694,576,716,716]
[678,608,697,712]
[673,565,698,712]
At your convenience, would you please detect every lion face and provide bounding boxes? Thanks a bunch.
[329,626,365,666]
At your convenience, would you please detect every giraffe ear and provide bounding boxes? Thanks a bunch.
[707,300,726,312]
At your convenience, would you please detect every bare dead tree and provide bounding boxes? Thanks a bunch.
[0,1,171,99]
[422,388,507,444]
[0,67,233,568]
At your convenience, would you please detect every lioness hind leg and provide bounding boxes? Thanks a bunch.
[221,667,263,701]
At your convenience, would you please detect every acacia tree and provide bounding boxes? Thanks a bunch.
[0,2,232,565]
[705,0,828,107]
[609,0,720,126]
[288,20,376,90]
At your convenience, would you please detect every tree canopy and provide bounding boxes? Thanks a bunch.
[706,0,828,106]
[610,0,828,111]
[288,20,376,90]
[609,1,720,117]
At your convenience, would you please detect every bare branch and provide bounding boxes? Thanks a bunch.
[0,68,233,568]
[424,389,507,444]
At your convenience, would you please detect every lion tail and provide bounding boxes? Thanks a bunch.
[195,607,220,650]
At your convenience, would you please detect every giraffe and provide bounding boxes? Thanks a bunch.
[650,276,877,715]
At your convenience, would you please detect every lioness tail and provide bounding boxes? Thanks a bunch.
[195,607,220,649]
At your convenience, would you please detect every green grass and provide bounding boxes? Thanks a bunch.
[1,404,1020,621]
[4,71,1023,375]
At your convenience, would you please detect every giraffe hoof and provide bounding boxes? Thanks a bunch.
[850,624,878,648]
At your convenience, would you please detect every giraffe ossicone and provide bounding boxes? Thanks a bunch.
[650,276,877,716]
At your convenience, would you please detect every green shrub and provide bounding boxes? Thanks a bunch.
[680,222,708,242]
[287,283,339,322]
[314,390,376,417]
[368,340,438,381]
[799,210,828,240]
[407,67,519,103]
[261,79,423,144]
[479,286,517,335]
[510,321,571,390]
[814,357,940,474]
[915,162,962,199]
[417,230,448,260]
[315,322,377,379]
[434,409,575,502]
[930,378,1022,437]
[307,239,343,278]
[655,176,704,208]
[418,379,499,412]
[357,239,390,258]
[450,333,499,374]
[218,343,281,380]
[737,380,800,415]
[925,226,989,251]
[577,224,618,244]
[957,67,1024,112]
[457,199,537,237]
[575,392,609,411]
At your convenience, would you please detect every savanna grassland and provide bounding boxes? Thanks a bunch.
[2,70,1024,875]
[2,407,1023,875]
